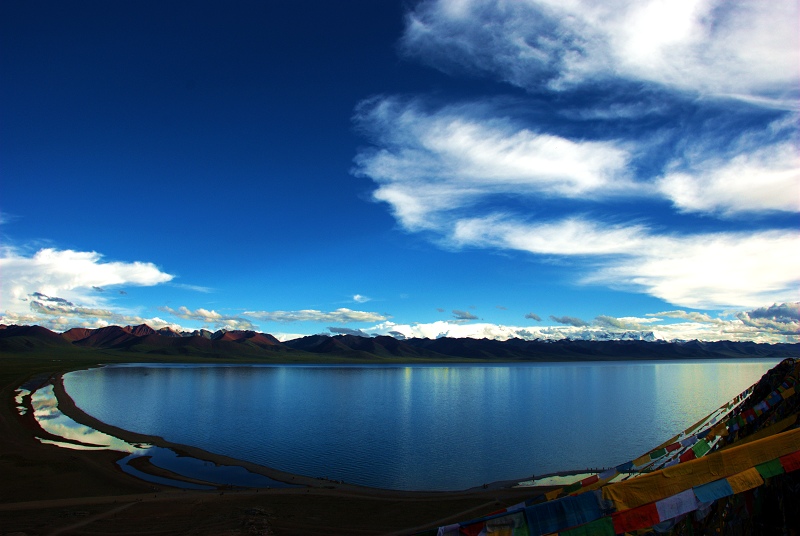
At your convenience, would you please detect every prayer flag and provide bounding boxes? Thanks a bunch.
[781,387,795,399]
[726,468,763,494]
[692,439,710,458]
[755,459,785,479]
[679,450,696,463]
[611,503,659,533]
[545,490,561,502]
[438,523,460,536]
[649,448,667,460]
[524,492,601,536]
[558,517,614,536]
[580,475,599,487]
[779,450,800,473]
[458,520,485,536]
[598,469,617,480]
[693,479,733,502]
[615,461,634,473]
[655,489,699,521]
[485,511,528,535]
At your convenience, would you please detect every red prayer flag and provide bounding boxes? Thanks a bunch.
[679,449,696,463]
[459,521,485,536]
[612,503,660,533]
[581,475,599,487]
[666,442,681,452]
[780,451,800,473]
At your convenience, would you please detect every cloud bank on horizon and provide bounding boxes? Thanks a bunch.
[1,0,798,344]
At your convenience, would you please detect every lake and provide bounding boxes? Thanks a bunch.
[62,360,779,491]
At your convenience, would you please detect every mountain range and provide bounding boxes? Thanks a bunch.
[0,324,796,361]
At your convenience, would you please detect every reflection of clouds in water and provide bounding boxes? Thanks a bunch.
[15,388,30,405]
[38,438,111,451]
[30,385,143,453]
[27,383,283,490]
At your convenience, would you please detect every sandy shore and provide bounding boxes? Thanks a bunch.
[1,363,555,535]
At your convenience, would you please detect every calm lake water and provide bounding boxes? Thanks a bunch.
[63,360,779,491]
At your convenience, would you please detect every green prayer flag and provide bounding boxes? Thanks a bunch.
[649,448,667,460]
[564,481,582,494]
[692,439,711,458]
[756,458,785,479]
[560,517,615,536]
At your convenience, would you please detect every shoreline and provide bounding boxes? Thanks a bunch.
[1,356,553,534]
[9,355,783,534]
[51,371,559,495]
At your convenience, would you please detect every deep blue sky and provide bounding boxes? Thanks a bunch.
[2,0,798,342]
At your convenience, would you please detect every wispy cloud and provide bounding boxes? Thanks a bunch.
[353,294,371,303]
[171,283,214,293]
[549,315,589,327]
[243,308,387,324]
[657,141,800,216]
[452,309,478,321]
[160,306,257,331]
[353,0,799,313]
[401,0,799,105]
[1,292,186,333]
[354,100,800,309]
[354,97,636,231]
[525,312,542,322]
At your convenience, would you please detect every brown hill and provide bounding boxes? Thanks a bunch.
[157,327,183,337]
[126,324,156,337]
[216,330,281,348]
[0,325,73,351]
[61,327,93,342]
[74,326,139,348]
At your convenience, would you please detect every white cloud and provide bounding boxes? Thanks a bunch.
[368,304,798,343]
[354,98,635,230]
[354,98,800,309]
[735,302,800,336]
[0,247,174,318]
[0,245,194,332]
[160,306,257,331]
[243,308,387,324]
[658,142,800,215]
[401,0,799,105]
[0,306,187,333]
[353,294,371,303]
[594,231,800,309]
[647,310,725,324]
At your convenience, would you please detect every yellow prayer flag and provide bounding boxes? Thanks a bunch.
[710,422,728,437]
[727,467,764,494]
[633,454,651,466]
[781,387,795,399]
[603,428,800,511]
[545,489,561,501]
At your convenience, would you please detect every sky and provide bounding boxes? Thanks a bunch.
[1,0,798,343]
